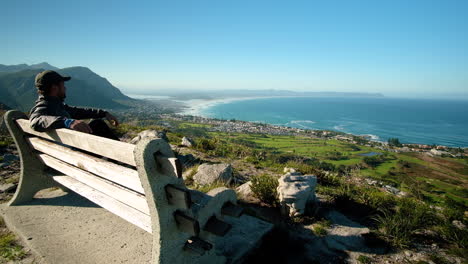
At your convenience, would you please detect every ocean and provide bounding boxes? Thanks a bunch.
[196,97,468,147]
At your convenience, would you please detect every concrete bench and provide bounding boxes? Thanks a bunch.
[3,110,272,264]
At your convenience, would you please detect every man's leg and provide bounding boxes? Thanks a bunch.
[88,119,120,141]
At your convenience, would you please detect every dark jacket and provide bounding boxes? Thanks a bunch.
[29,95,107,132]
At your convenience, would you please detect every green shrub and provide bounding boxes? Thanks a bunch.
[435,219,468,250]
[183,165,199,186]
[195,137,223,152]
[195,181,227,193]
[357,255,372,264]
[428,254,451,264]
[0,217,26,261]
[311,219,331,236]
[0,136,13,148]
[166,132,183,145]
[357,188,396,211]
[316,172,342,186]
[0,233,26,261]
[312,225,328,236]
[251,174,279,206]
[362,156,384,168]
[325,151,349,161]
[375,198,439,248]
[388,138,403,147]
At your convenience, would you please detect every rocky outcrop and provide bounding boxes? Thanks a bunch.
[0,153,19,168]
[236,181,253,199]
[283,167,297,174]
[277,173,317,217]
[181,137,195,147]
[129,129,168,144]
[193,163,233,185]
[177,153,198,169]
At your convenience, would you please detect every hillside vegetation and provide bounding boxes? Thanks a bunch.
[1,111,467,263]
[113,117,467,262]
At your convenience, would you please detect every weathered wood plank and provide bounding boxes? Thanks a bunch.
[165,184,191,209]
[27,137,144,194]
[16,119,136,166]
[52,175,152,233]
[39,154,150,215]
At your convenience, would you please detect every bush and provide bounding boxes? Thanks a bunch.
[357,255,372,264]
[311,219,331,236]
[195,137,218,152]
[375,198,439,248]
[325,151,349,161]
[388,138,403,147]
[362,156,384,168]
[316,172,342,186]
[251,174,279,206]
[0,217,26,261]
[358,188,396,211]
[195,181,227,193]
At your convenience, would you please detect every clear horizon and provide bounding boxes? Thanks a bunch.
[2,0,467,98]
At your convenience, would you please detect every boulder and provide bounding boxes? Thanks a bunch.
[452,220,466,230]
[2,154,19,163]
[283,167,297,173]
[0,118,8,134]
[181,137,195,148]
[177,153,197,168]
[384,185,401,195]
[0,183,16,193]
[277,173,317,217]
[182,168,196,181]
[130,130,168,144]
[193,163,233,186]
[236,181,253,199]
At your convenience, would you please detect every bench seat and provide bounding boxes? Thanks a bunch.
[4,110,273,264]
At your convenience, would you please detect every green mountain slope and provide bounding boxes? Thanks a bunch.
[0,62,58,73]
[0,64,134,112]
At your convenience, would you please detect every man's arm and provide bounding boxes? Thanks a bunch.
[29,106,68,132]
[65,105,119,126]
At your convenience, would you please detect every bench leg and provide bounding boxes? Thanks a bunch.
[4,110,59,206]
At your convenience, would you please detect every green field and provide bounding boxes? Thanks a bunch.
[178,122,213,129]
[203,131,468,206]
[213,133,382,164]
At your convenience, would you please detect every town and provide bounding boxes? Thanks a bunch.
[159,113,467,158]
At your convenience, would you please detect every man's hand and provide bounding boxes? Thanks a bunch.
[70,120,93,134]
[105,112,119,126]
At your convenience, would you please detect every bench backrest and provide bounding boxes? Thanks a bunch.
[4,110,262,264]
[4,110,187,234]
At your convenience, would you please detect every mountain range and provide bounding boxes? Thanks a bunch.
[0,63,133,112]
[125,88,385,101]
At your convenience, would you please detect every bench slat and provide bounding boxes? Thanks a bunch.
[39,154,150,215]
[27,137,144,194]
[52,174,152,233]
[16,119,136,166]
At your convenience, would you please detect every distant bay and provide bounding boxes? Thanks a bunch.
[193,97,468,147]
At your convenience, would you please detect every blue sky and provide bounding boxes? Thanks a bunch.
[1,0,467,97]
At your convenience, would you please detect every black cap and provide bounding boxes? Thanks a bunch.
[35,70,71,88]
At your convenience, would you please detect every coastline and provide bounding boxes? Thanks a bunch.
[173,97,391,145]
[175,96,286,116]
[125,94,468,148]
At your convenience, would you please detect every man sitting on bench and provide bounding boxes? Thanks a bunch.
[29,70,120,140]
